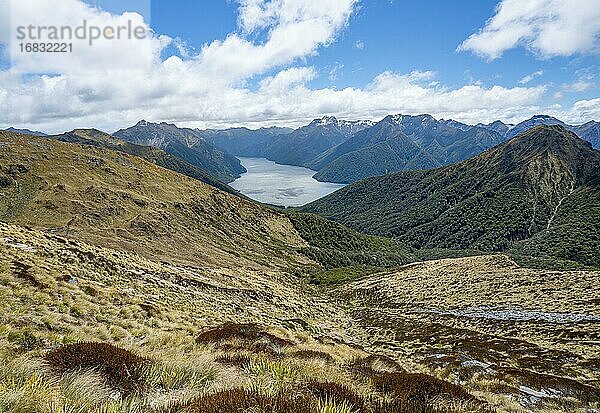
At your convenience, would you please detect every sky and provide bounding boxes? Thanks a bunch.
[0,0,598,133]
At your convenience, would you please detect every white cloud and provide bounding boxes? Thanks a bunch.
[458,0,600,60]
[554,67,597,98]
[570,98,600,121]
[7,0,169,74]
[518,70,543,84]
[548,98,600,124]
[197,0,358,84]
[562,80,594,93]
[258,66,316,93]
[328,63,344,81]
[354,40,364,50]
[0,0,594,134]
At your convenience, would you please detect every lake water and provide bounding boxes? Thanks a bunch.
[231,158,345,207]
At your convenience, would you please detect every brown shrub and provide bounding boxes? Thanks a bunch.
[158,382,482,413]
[372,372,476,403]
[181,389,315,413]
[11,261,45,288]
[369,399,445,413]
[45,342,150,394]
[196,323,293,348]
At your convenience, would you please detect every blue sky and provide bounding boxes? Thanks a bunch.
[146,0,597,101]
[0,0,598,132]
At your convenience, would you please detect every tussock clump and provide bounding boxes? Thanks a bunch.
[165,384,472,413]
[214,354,252,367]
[372,372,476,403]
[179,388,315,413]
[291,349,334,362]
[45,342,150,394]
[196,323,293,348]
[0,173,13,188]
[7,328,44,352]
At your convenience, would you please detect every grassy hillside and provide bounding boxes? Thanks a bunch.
[0,130,306,269]
[303,126,600,268]
[333,254,600,411]
[0,222,490,413]
[49,129,239,195]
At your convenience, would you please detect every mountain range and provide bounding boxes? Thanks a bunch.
[198,113,600,185]
[501,114,600,147]
[114,120,246,183]
[310,114,505,183]
[201,126,293,157]
[302,125,600,268]
[260,117,375,167]
[4,114,599,188]
[310,114,600,184]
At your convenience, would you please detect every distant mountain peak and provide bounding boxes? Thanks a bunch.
[385,114,437,126]
[309,116,375,129]
[529,114,562,121]
[388,114,404,125]
[311,116,339,126]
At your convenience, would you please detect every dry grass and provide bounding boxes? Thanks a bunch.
[333,255,600,411]
[1,221,598,411]
[0,131,309,271]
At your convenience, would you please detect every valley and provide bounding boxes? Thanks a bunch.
[1,123,599,413]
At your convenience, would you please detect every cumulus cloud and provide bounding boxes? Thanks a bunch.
[570,98,600,121]
[458,0,600,60]
[0,0,593,133]
[198,0,358,83]
[7,0,169,74]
